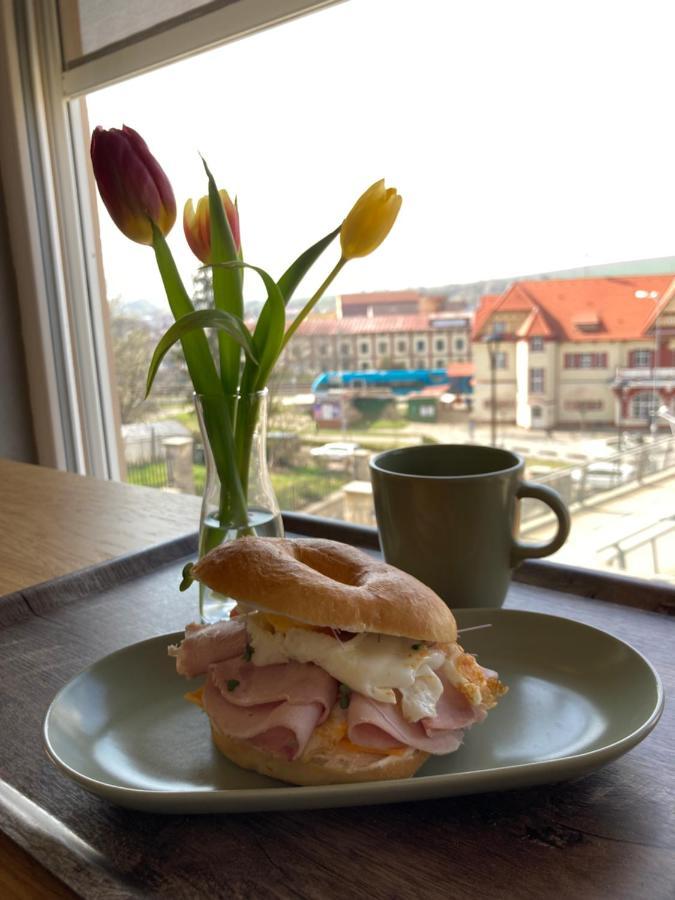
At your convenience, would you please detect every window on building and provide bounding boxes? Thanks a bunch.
[564,352,608,369]
[319,343,329,355]
[529,368,545,393]
[531,405,543,419]
[359,342,370,355]
[530,337,544,352]
[340,343,351,356]
[378,340,388,354]
[631,392,654,421]
[435,358,445,368]
[360,361,370,371]
[630,349,654,368]
[564,400,603,411]
[396,340,407,353]
[415,339,427,352]
[493,351,507,370]
[434,338,446,352]
[491,321,507,337]
[454,338,465,351]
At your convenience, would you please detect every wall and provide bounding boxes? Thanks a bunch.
[0,178,36,462]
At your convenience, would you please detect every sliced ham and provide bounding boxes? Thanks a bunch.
[203,678,326,761]
[168,619,247,677]
[209,658,337,723]
[347,678,485,755]
[420,674,486,734]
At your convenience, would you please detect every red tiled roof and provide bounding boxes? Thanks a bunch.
[297,314,441,336]
[338,290,428,306]
[473,276,675,343]
[471,294,501,339]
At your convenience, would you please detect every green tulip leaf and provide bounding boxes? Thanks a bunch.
[211,261,285,391]
[277,225,340,305]
[202,157,244,393]
[145,308,257,398]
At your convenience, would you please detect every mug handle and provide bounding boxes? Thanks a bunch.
[511,480,571,565]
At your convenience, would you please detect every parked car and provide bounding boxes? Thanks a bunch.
[309,441,361,459]
[570,461,636,489]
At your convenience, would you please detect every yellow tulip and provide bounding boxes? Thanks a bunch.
[340,179,402,260]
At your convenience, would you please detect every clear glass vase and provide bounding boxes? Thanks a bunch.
[195,389,284,622]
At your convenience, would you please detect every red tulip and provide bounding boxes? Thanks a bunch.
[90,125,176,245]
[183,190,241,264]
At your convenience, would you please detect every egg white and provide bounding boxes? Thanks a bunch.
[245,615,450,723]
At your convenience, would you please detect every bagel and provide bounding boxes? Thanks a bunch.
[191,536,457,643]
[172,537,506,786]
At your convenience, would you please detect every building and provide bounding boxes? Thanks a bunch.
[336,289,443,318]
[282,312,472,377]
[471,276,675,429]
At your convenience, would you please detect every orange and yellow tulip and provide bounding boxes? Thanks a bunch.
[183,190,241,264]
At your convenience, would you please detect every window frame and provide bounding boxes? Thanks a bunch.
[2,0,340,476]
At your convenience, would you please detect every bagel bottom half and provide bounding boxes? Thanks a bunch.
[209,723,430,787]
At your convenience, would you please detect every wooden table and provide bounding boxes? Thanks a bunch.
[0,459,199,899]
[0,458,673,899]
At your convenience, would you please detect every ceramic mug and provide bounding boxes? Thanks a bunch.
[370,444,570,608]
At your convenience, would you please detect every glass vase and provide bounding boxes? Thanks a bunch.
[195,389,283,622]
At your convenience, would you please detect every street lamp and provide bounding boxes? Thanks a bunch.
[484,331,502,447]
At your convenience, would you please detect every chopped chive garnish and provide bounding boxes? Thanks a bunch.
[338,683,351,709]
[226,679,240,692]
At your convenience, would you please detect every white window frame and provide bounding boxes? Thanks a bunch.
[0,0,338,476]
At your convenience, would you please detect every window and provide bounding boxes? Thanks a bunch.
[378,340,388,354]
[630,349,654,368]
[529,368,545,393]
[531,405,543,419]
[38,0,671,590]
[631,392,654,421]
[415,339,427,353]
[564,400,603,411]
[434,338,446,352]
[435,358,446,368]
[319,343,329,355]
[564,353,608,369]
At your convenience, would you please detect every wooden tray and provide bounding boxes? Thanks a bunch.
[0,517,673,899]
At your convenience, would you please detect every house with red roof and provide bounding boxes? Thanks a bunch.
[282,311,472,378]
[471,276,675,429]
[336,290,443,318]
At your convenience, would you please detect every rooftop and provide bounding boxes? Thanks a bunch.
[472,276,675,342]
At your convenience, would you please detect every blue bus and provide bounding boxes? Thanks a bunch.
[311,368,451,395]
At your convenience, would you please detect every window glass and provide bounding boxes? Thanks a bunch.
[86,0,675,585]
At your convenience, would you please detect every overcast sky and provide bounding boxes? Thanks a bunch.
[87,0,675,308]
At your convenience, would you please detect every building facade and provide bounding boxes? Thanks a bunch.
[336,289,443,318]
[282,312,472,378]
[472,276,675,429]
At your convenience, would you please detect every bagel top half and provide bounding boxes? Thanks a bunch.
[191,536,457,644]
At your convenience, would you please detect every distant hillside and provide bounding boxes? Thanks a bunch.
[427,255,675,310]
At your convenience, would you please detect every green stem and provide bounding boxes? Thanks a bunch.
[281,257,347,351]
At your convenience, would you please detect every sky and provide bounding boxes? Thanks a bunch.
[86,0,675,309]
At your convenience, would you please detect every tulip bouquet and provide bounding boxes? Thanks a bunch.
[90,125,401,554]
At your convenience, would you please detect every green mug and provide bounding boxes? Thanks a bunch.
[370,444,570,609]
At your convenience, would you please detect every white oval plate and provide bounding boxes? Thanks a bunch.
[43,609,664,813]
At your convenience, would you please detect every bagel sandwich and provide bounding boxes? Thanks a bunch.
[169,537,506,786]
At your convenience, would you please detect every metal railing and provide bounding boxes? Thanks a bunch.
[520,435,675,523]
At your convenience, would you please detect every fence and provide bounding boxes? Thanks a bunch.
[520,435,675,524]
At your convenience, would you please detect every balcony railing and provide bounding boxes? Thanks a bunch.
[614,366,675,384]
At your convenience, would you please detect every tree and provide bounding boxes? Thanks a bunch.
[109,299,160,423]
